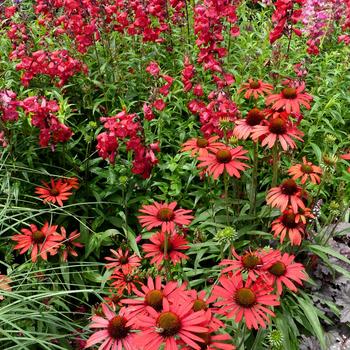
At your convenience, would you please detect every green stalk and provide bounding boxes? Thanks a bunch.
[272,144,279,187]
[224,170,230,225]
[249,142,259,215]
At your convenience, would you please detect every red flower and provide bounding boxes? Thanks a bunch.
[85,304,138,350]
[266,179,306,213]
[197,146,249,180]
[182,331,236,350]
[110,271,141,294]
[238,79,273,99]
[212,274,279,329]
[121,276,186,316]
[341,153,350,160]
[251,113,304,151]
[59,227,83,262]
[63,177,79,189]
[12,222,63,262]
[146,61,160,76]
[233,108,265,140]
[105,248,141,275]
[142,231,190,267]
[266,82,313,114]
[271,208,306,246]
[35,178,73,206]
[138,201,193,233]
[136,299,208,350]
[181,136,224,158]
[220,249,279,283]
[262,251,308,295]
[288,157,322,184]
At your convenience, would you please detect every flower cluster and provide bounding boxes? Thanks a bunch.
[21,96,73,149]
[269,0,303,44]
[96,110,159,178]
[0,90,19,122]
[16,50,87,87]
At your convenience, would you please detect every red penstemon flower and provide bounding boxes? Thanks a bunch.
[266,179,306,213]
[12,222,63,262]
[142,231,190,267]
[212,274,279,329]
[233,108,265,140]
[105,248,141,275]
[251,113,304,151]
[85,304,138,350]
[136,299,208,350]
[59,227,83,262]
[288,157,322,184]
[197,146,249,180]
[238,79,274,99]
[35,178,73,206]
[262,251,308,295]
[181,136,225,158]
[265,82,313,114]
[121,276,186,316]
[219,249,279,283]
[271,208,306,246]
[138,201,193,233]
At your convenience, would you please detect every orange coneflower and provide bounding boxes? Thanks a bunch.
[12,222,63,262]
[59,227,83,262]
[271,208,306,246]
[251,113,304,151]
[238,79,274,99]
[197,146,249,180]
[233,108,266,140]
[265,82,313,114]
[35,178,73,206]
[138,201,193,233]
[142,231,190,267]
[212,274,279,329]
[85,304,139,350]
[136,299,208,350]
[288,157,322,184]
[262,251,308,295]
[181,136,225,158]
[266,179,306,213]
[105,248,141,275]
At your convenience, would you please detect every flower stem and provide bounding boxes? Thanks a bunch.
[163,231,171,279]
[249,142,259,215]
[224,171,230,225]
[272,144,279,187]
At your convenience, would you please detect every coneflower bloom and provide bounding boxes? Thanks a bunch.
[35,178,73,206]
[59,227,83,262]
[197,146,249,180]
[265,82,313,114]
[238,79,274,99]
[142,231,190,267]
[266,179,306,213]
[110,271,141,294]
[251,114,304,151]
[233,108,265,140]
[262,252,308,295]
[103,289,123,308]
[105,248,141,274]
[136,299,208,350]
[219,249,279,282]
[121,277,187,316]
[271,209,306,246]
[288,157,322,184]
[138,201,193,233]
[181,136,224,158]
[212,274,279,329]
[12,222,63,262]
[85,304,138,350]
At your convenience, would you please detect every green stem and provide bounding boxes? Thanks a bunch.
[249,142,259,215]
[272,144,279,187]
[236,323,246,350]
[224,170,230,225]
[163,231,171,279]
